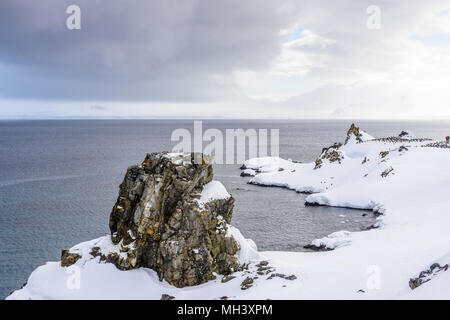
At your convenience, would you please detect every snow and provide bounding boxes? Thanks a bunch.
[245,129,450,299]
[241,169,256,176]
[393,252,450,300]
[195,180,231,206]
[226,225,260,263]
[398,130,417,140]
[242,157,293,173]
[309,231,353,250]
[359,130,375,142]
[69,236,131,261]
[7,126,450,300]
[7,230,261,300]
[345,129,374,145]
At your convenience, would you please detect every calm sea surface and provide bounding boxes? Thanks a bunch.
[1,119,449,298]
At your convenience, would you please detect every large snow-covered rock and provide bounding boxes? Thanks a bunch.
[9,152,261,299]
[398,130,417,140]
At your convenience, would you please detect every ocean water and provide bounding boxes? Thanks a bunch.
[1,119,449,298]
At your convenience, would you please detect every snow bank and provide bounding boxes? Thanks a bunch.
[242,157,293,173]
[196,180,231,206]
[7,228,261,300]
[226,225,260,263]
[309,231,353,250]
[398,130,417,140]
[240,169,256,177]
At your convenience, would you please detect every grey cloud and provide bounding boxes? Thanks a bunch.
[0,0,297,101]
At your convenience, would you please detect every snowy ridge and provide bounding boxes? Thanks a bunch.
[245,126,450,299]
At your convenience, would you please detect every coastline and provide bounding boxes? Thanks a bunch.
[7,124,450,300]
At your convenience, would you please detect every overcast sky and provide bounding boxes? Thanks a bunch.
[1,0,450,119]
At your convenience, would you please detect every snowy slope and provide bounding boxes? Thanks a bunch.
[7,126,450,300]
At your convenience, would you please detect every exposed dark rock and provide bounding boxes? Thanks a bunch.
[379,151,389,158]
[409,263,449,290]
[9,281,28,296]
[221,275,236,283]
[241,277,254,290]
[161,294,175,300]
[61,249,81,267]
[257,265,270,271]
[398,131,410,138]
[303,244,333,251]
[254,261,274,275]
[240,170,255,177]
[314,143,343,169]
[423,141,450,148]
[304,201,320,207]
[344,123,366,145]
[267,273,297,280]
[398,131,417,139]
[360,223,379,231]
[381,167,394,178]
[374,137,431,143]
[314,124,374,170]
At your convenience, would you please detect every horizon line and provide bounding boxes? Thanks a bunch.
[1,116,450,121]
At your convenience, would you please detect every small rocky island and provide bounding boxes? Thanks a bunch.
[62,152,242,287]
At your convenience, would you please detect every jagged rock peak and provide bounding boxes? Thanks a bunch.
[398,130,417,140]
[62,152,241,288]
[344,123,374,145]
[314,124,374,169]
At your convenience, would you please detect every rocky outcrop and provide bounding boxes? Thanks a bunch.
[314,143,344,169]
[344,123,366,145]
[398,130,416,140]
[240,169,256,177]
[409,263,449,290]
[381,167,394,178]
[314,124,375,170]
[60,250,81,267]
[62,152,242,288]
